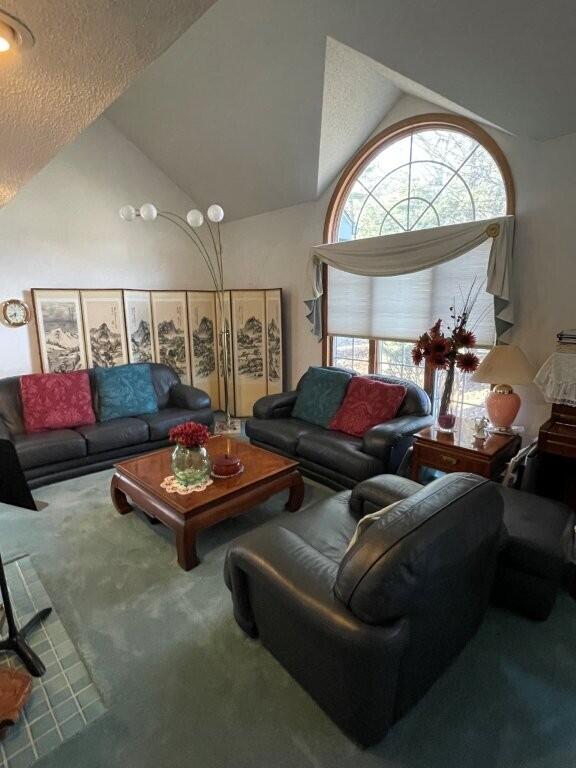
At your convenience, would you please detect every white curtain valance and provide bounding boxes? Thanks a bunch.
[305,215,515,342]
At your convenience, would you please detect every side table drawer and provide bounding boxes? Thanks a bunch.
[414,444,487,477]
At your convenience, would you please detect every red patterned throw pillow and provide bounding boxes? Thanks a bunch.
[20,371,96,433]
[329,376,407,437]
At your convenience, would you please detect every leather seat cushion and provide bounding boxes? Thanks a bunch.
[497,486,575,580]
[246,418,326,455]
[14,430,87,470]
[273,490,356,563]
[140,408,208,441]
[297,430,386,482]
[75,418,149,455]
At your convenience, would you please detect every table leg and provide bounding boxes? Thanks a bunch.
[410,448,421,482]
[175,521,199,571]
[111,474,133,515]
[285,471,305,512]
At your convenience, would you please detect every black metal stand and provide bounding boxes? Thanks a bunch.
[0,554,51,677]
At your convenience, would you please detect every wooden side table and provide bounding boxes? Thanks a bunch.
[411,420,521,483]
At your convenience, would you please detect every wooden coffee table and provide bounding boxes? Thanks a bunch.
[110,436,304,570]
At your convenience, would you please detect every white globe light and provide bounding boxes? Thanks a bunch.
[207,204,224,223]
[139,203,158,221]
[119,205,136,221]
[186,209,204,228]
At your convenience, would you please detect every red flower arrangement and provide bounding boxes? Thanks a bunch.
[169,421,211,449]
[411,282,482,422]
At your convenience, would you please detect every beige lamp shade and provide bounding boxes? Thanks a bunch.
[471,345,534,385]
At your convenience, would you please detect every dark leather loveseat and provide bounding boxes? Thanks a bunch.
[0,363,213,488]
[246,366,433,489]
[225,473,504,745]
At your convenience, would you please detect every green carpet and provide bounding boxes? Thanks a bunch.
[1,470,575,768]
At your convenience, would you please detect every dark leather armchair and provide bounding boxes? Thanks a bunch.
[225,472,503,746]
[246,367,433,489]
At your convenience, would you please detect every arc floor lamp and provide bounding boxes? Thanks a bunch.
[119,202,238,433]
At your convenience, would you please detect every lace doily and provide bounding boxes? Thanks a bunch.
[534,352,576,406]
[160,475,214,495]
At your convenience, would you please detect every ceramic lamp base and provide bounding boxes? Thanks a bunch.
[486,390,521,430]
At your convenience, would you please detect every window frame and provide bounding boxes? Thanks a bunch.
[321,113,515,396]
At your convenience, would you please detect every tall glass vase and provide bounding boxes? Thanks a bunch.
[436,364,456,432]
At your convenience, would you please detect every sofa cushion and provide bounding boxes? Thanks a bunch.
[14,430,87,470]
[296,430,385,482]
[497,485,575,580]
[292,367,352,428]
[20,371,96,433]
[330,376,407,437]
[245,417,326,455]
[93,364,158,422]
[140,408,205,441]
[75,418,149,454]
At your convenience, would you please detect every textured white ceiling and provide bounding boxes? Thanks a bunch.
[0,0,217,207]
[106,0,576,222]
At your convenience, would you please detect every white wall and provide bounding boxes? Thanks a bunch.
[3,95,573,438]
[0,117,210,378]
[223,94,574,437]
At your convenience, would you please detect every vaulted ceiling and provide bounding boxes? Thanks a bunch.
[4,0,576,220]
[0,0,217,207]
[106,0,576,221]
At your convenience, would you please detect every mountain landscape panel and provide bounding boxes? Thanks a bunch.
[232,291,268,417]
[81,292,127,368]
[124,291,154,364]
[151,293,191,385]
[41,301,84,372]
[265,289,283,395]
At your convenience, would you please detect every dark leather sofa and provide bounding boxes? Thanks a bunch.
[225,473,504,746]
[245,366,433,490]
[0,363,213,489]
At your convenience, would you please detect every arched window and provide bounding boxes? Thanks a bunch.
[324,114,514,418]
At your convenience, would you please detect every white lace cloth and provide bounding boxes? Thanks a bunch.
[160,476,214,495]
[534,352,576,406]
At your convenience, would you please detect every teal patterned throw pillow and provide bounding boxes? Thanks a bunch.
[292,367,352,428]
[94,364,158,422]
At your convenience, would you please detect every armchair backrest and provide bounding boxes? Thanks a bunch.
[295,366,431,417]
[335,473,503,715]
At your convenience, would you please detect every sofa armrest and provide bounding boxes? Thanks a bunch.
[0,419,12,442]
[362,414,433,474]
[363,415,433,454]
[253,391,298,419]
[170,383,211,411]
[349,475,423,518]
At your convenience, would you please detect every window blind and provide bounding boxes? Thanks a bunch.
[327,239,495,345]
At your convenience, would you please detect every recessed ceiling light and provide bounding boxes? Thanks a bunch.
[0,9,35,53]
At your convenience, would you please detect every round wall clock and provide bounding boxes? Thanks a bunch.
[2,299,31,327]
